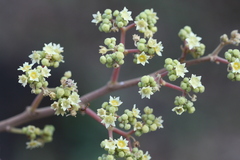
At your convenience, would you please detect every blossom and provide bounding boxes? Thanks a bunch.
[175,62,188,78]
[115,136,129,150]
[61,98,71,111]
[134,121,143,131]
[29,51,42,64]
[135,19,148,32]
[18,62,33,72]
[139,86,153,99]
[101,114,117,128]
[141,151,151,160]
[27,69,40,81]
[172,106,185,115]
[104,138,116,151]
[43,42,63,55]
[154,116,164,129]
[18,74,28,87]
[120,7,133,22]
[109,96,122,107]
[97,108,107,118]
[230,58,240,73]
[189,74,203,89]
[68,92,81,105]
[26,140,42,149]
[146,8,159,21]
[147,38,157,48]
[154,41,164,56]
[132,104,141,118]
[185,32,202,50]
[136,52,150,66]
[91,11,102,25]
[41,66,51,78]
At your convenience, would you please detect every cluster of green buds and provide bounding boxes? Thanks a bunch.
[172,96,195,115]
[134,9,159,38]
[99,37,125,68]
[180,75,205,93]
[178,26,205,58]
[133,36,163,66]
[50,71,81,117]
[138,75,159,99]
[21,125,55,149]
[92,7,133,33]
[134,106,164,137]
[18,43,64,94]
[225,49,240,81]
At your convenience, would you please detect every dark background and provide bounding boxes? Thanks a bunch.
[0,0,240,159]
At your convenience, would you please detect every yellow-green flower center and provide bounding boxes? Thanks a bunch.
[117,140,126,148]
[232,62,240,70]
[30,72,38,79]
[138,55,147,62]
[110,100,118,106]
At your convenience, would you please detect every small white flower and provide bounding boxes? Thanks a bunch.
[172,106,185,115]
[29,51,42,64]
[109,96,122,107]
[41,66,51,78]
[186,32,202,50]
[120,7,133,22]
[26,140,42,149]
[43,42,63,55]
[132,104,141,118]
[136,52,150,66]
[154,116,164,129]
[230,58,240,73]
[104,138,116,151]
[189,74,203,89]
[175,62,188,78]
[139,86,154,99]
[141,151,151,160]
[115,136,129,150]
[135,19,148,32]
[61,98,71,111]
[97,108,107,118]
[18,74,28,87]
[154,41,164,56]
[134,121,143,131]
[18,62,33,72]
[68,92,81,105]
[91,11,102,25]
[27,69,40,81]
[101,114,117,129]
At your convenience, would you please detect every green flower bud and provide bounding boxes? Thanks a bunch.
[199,86,205,93]
[236,74,240,81]
[233,49,240,57]
[141,75,150,84]
[41,58,50,66]
[35,88,42,94]
[165,58,173,64]
[184,26,192,33]
[117,21,124,28]
[118,151,125,158]
[36,82,42,89]
[108,43,115,49]
[150,123,158,131]
[52,54,60,61]
[193,88,200,93]
[106,57,113,63]
[106,155,114,160]
[137,42,146,51]
[113,10,119,17]
[121,114,128,120]
[139,38,146,43]
[119,123,124,128]
[116,52,124,59]
[104,9,112,15]
[148,48,155,55]
[64,89,71,97]
[178,97,187,105]
[144,106,153,114]
[57,88,65,98]
[166,64,173,71]
[64,71,72,78]
[142,125,149,133]
[150,26,157,33]
[104,38,112,46]
[53,62,59,68]
[180,82,188,90]
[124,124,131,130]
[147,114,155,120]
[146,119,153,125]
[100,56,107,64]
[188,106,196,114]
[102,24,110,32]
[118,60,124,65]
[109,106,116,113]
[169,74,177,81]
[135,130,142,136]
[106,63,112,68]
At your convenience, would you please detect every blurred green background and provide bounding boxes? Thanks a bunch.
[0,0,240,159]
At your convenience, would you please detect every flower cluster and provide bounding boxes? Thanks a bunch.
[135,9,159,38]
[18,43,64,94]
[50,71,81,117]
[99,37,125,68]
[92,7,133,33]
[133,37,163,66]
[98,96,123,129]
[178,26,205,58]
[225,49,240,81]
[180,75,205,93]
[172,96,195,115]
[164,58,188,81]
[22,125,55,149]
[138,75,159,99]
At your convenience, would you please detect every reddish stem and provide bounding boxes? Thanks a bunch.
[110,67,121,83]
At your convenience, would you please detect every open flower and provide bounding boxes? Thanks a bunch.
[101,114,117,128]
[120,7,133,22]
[41,66,51,78]
[104,138,116,151]
[18,74,28,87]
[18,62,33,72]
[91,11,102,25]
[141,151,151,160]
[115,136,129,150]
[136,52,150,66]
[109,96,122,107]
[230,58,240,73]
[43,42,63,55]
[139,86,153,99]
[26,140,42,149]
[172,106,185,115]
[28,69,40,81]
[186,32,202,50]
[135,19,148,32]
[175,62,188,78]
[132,104,141,118]
[189,74,203,89]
